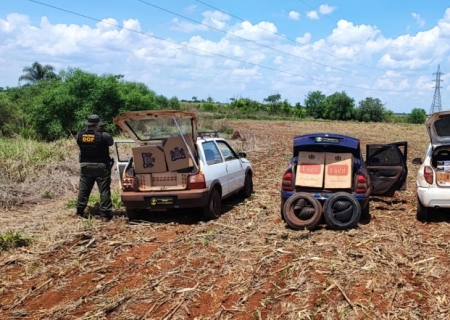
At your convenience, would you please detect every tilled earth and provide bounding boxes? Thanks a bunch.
[1,119,450,320]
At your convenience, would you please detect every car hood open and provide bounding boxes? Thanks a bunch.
[113,110,198,143]
[426,111,450,145]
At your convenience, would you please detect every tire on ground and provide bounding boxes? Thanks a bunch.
[282,192,323,230]
[416,196,428,222]
[323,192,361,230]
[239,173,253,198]
[203,188,222,221]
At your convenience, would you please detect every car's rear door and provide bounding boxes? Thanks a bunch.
[113,139,134,188]
[365,141,408,197]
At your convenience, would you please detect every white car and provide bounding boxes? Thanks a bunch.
[112,110,253,221]
[412,110,450,221]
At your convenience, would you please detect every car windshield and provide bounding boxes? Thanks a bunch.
[125,117,193,141]
[434,116,450,138]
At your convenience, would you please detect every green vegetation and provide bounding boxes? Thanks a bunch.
[0,61,429,142]
[0,230,34,253]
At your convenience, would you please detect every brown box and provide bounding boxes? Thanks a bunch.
[324,153,353,189]
[436,171,450,186]
[135,173,188,191]
[295,152,325,188]
[163,134,195,172]
[133,146,167,174]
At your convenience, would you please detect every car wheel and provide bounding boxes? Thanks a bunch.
[323,192,361,230]
[361,204,370,220]
[282,192,323,230]
[126,208,140,221]
[203,188,222,221]
[239,173,253,198]
[416,197,428,222]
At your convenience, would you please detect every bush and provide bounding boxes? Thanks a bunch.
[408,108,427,124]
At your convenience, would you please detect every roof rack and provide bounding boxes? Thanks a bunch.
[198,131,219,139]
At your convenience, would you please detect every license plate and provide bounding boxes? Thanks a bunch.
[148,196,175,206]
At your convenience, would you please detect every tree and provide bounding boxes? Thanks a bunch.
[408,108,427,124]
[18,61,59,84]
[323,91,355,121]
[355,97,386,122]
[304,91,326,118]
[263,93,282,114]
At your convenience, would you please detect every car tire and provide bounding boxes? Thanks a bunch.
[416,197,428,222]
[203,188,222,221]
[323,192,361,230]
[239,173,253,198]
[361,204,370,220]
[282,192,323,230]
[126,208,140,221]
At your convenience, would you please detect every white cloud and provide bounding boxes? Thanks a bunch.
[412,13,425,27]
[184,5,197,14]
[171,10,230,32]
[306,11,319,20]
[319,4,336,15]
[228,20,278,42]
[327,20,380,45]
[295,32,311,44]
[289,11,300,20]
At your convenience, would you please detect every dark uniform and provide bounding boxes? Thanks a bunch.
[76,115,114,221]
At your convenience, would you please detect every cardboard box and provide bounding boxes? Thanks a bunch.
[135,173,188,191]
[324,153,353,189]
[163,134,195,172]
[295,152,325,188]
[436,165,450,172]
[133,146,167,174]
[437,161,450,166]
[436,171,450,186]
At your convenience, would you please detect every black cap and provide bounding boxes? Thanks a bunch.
[86,114,103,127]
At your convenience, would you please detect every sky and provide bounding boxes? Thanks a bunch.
[1,0,450,114]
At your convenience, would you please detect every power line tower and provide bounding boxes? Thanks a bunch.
[429,64,444,114]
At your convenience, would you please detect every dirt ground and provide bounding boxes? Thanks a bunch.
[1,119,450,320]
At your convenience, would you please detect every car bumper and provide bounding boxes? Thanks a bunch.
[417,186,450,208]
[280,190,370,209]
[121,188,210,211]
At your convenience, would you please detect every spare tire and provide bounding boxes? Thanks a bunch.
[282,192,323,230]
[323,192,361,230]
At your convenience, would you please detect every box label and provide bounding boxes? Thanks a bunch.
[324,153,353,189]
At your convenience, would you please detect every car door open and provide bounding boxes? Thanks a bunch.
[365,141,408,197]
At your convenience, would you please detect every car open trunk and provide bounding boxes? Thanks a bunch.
[292,144,360,193]
[113,110,199,192]
[431,147,450,187]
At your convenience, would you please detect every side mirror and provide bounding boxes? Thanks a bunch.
[238,152,247,158]
[412,157,423,165]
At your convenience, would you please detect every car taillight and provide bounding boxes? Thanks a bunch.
[356,174,368,194]
[189,174,206,189]
[423,166,433,185]
[282,172,293,191]
[122,177,135,191]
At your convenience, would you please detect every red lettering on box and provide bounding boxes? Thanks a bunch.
[299,163,322,175]
[327,165,348,176]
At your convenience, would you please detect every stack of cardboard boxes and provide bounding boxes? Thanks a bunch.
[132,134,195,191]
[436,160,450,186]
[295,151,353,189]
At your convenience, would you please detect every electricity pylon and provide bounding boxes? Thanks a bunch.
[429,65,443,115]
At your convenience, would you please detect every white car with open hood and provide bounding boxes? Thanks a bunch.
[412,110,450,221]
[113,110,253,221]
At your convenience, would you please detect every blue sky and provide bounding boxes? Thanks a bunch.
[1,0,449,113]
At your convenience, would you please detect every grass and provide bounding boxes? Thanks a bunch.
[0,230,34,253]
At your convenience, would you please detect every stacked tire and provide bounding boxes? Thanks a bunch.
[322,192,361,230]
[282,193,323,230]
[282,192,361,230]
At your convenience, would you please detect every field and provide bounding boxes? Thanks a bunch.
[1,119,450,320]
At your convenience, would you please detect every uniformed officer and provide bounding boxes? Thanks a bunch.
[76,114,114,222]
